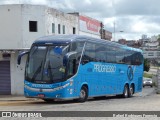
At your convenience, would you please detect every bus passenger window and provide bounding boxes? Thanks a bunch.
[67,59,77,77]
[133,52,142,65]
[82,42,96,63]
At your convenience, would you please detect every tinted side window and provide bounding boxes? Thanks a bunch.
[82,42,96,62]
[95,44,107,62]
[70,42,85,52]
[124,50,132,65]
[124,50,143,65]
[131,52,143,65]
[116,48,125,64]
[70,41,85,65]
[106,46,116,63]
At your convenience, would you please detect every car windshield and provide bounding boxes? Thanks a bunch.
[143,78,152,82]
[25,45,69,83]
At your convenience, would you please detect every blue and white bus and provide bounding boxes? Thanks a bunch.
[18,35,144,102]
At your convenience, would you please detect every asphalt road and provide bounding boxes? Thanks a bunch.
[1,87,160,120]
[0,87,158,111]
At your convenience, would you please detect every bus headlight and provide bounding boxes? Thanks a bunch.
[70,79,73,86]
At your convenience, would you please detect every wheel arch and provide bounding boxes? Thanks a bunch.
[124,82,129,89]
[80,83,89,94]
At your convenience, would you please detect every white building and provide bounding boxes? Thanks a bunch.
[0,4,79,95]
[140,35,160,59]
[142,34,148,39]
[143,51,160,59]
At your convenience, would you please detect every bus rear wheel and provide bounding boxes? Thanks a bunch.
[78,86,88,102]
[129,84,134,97]
[122,85,129,98]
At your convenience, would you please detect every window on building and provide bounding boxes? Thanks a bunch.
[73,27,76,34]
[58,24,61,34]
[29,21,37,32]
[63,25,65,34]
[52,23,55,33]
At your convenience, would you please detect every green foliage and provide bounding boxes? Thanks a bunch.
[144,59,150,72]
[143,73,152,78]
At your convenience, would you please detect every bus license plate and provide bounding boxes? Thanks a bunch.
[38,94,45,98]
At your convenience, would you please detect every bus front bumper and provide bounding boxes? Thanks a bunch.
[24,83,70,99]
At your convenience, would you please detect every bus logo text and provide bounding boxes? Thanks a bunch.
[93,64,116,73]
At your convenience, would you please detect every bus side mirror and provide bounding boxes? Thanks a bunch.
[17,51,29,65]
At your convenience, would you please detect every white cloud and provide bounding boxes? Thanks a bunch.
[85,0,92,5]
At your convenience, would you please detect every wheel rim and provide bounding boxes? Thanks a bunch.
[124,86,128,97]
[80,89,86,99]
[130,86,133,96]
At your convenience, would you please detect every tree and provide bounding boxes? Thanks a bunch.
[144,59,150,72]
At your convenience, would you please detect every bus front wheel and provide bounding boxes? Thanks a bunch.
[123,85,129,98]
[78,86,88,102]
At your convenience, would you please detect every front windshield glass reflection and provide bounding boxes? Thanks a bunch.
[25,45,69,83]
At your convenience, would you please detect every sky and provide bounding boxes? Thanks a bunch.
[0,0,160,41]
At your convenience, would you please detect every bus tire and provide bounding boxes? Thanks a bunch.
[78,86,88,102]
[122,85,129,98]
[129,84,134,97]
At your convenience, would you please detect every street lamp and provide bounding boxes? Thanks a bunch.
[113,21,124,41]
[119,31,124,40]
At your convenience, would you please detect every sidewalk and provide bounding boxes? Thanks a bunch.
[0,95,36,101]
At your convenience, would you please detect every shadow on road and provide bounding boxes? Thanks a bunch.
[26,95,136,105]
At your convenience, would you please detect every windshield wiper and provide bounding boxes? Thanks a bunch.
[31,61,43,81]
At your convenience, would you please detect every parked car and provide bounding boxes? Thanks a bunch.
[143,77,153,87]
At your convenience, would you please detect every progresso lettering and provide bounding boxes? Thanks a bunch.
[93,64,116,73]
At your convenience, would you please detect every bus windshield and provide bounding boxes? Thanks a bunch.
[25,45,69,84]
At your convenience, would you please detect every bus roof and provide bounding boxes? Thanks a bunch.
[34,35,142,53]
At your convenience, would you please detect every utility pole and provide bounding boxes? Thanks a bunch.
[100,22,104,39]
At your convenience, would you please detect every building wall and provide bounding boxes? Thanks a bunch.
[0,4,79,49]
[45,8,79,36]
[103,30,112,40]
[79,15,101,38]
[79,31,100,38]
[143,51,160,59]
[21,5,46,49]
[10,52,26,95]
[0,51,25,95]
[21,5,79,49]
[0,5,22,49]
